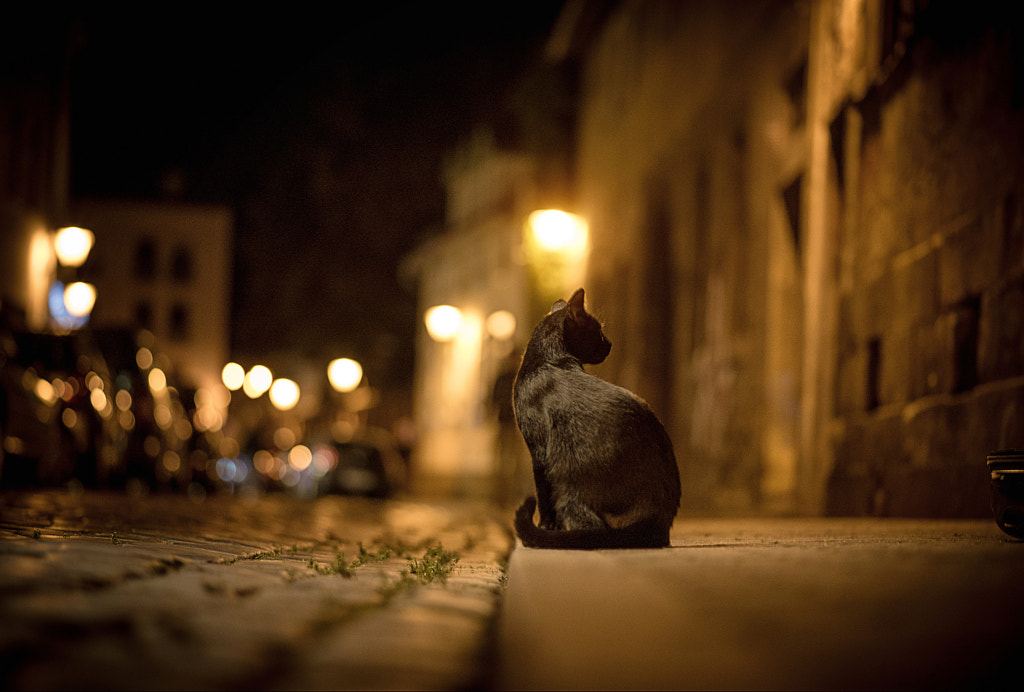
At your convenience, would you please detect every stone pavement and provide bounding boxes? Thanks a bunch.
[0,489,512,691]
[498,517,1024,691]
[5,490,1024,691]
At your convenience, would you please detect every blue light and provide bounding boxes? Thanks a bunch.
[48,281,89,330]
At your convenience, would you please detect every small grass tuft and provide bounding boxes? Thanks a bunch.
[308,552,356,578]
[407,545,459,584]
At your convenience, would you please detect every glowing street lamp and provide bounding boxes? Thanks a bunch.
[269,378,300,411]
[527,210,588,256]
[243,365,273,398]
[424,305,462,342]
[62,281,96,317]
[54,226,95,267]
[328,358,363,393]
[221,362,245,391]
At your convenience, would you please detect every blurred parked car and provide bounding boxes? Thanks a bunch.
[318,441,391,498]
[0,326,124,488]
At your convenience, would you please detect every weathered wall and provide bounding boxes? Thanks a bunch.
[572,0,1024,515]
[576,0,810,513]
[828,1,1024,516]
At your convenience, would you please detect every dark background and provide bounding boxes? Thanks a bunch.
[67,3,565,388]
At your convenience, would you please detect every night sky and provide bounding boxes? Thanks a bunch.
[67,3,566,390]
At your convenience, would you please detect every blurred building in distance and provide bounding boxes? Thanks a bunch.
[403,131,548,500]
[71,198,234,396]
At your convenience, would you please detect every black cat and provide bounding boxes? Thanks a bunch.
[512,288,681,549]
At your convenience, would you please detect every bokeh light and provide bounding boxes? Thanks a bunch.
[269,378,300,411]
[243,365,272,398]
[288,444,312,471]
[221,362,245,390]
[328,358,363,393]
[136,346,154,370]
[148,367,167,392]
[527,209,588,255]
[53,226,94,267]
[63,282,97,317]
[424,305,462,341]
[486,310,517,340]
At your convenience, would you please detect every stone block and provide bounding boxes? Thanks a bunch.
[893,248,940,327]
[835,347,867,415]
[939,214,1001,308]
[901,397,964,471]
[881,465,990,518]
[909,315,955,400]
[978,276,1024,383]
[967,381,1024,453]
[998,190,1024,276]
[863,271,895,337]
[878,325,912,407]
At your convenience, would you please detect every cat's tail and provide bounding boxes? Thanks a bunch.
[514,496,671,550]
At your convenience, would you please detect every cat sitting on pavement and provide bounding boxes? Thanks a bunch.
[512,288,681,549]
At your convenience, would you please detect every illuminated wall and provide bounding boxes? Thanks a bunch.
[565,0,1024,516]
[403,135,539,498]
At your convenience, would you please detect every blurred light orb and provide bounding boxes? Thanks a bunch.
[328,358,363,393]
[215,457,237,483]
[486,310,517,341]
[273,426,297,450]
[148,367,167,392]
[89,387,107,414]
[221,362,245,390]
[63,282,97,317]
[34,378,57,405]
[527,209,588,255]
[424,305,462,342]
[288,444,313,471]
[115,389,132,411]
[243,365,272,398]
[136,346,154,370]
[54,226,94,267]
[269,378,300,411]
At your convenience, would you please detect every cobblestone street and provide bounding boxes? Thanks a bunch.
[5,488,1024,691]
[0,489,512,691]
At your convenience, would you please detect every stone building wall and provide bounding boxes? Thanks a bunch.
[570,0,1024,515]
[827,1,1024,516]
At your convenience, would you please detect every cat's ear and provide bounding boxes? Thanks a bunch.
[567,288,586,319]
[549,299,568,314]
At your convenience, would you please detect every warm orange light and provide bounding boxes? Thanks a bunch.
[527,210,588,255]
[54,226,95,267]
[269,378,300,411]
[243,365,272,398]
[425,305,462,341]
[63,282,96,317]
[328,358,363,393]
[486,310,517,341]
[221,362,245,390]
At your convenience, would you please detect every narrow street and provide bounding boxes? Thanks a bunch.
[0,489,512,691]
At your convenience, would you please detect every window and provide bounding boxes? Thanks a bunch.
[171,245,194,283]
[169,303,190,341]
[135,302,153,330]
[135,238,157,280]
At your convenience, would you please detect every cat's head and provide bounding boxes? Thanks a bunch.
[550,288,611,364]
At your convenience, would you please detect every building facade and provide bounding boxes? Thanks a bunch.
[72,198,234,396]
[565,0,1024,516]
[403,132,569,501]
